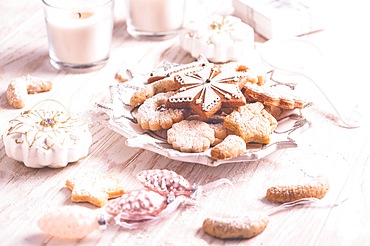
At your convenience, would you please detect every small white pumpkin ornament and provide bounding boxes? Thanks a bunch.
[3,101,93,168]
[179,15,255,63]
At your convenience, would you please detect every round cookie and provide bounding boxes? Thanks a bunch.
[3,109,92,168]
[167,120,215,153]
[136,92,190,131]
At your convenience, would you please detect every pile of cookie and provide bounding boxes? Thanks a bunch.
[119,59,304,161]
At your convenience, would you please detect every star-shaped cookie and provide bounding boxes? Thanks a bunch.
[166,63,248,118]
[66,172,125,207]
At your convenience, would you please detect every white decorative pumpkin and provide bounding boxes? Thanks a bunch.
[179,15,255,63]
[3,109,93,168]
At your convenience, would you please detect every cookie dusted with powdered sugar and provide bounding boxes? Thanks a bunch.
[136,92,190,131]
[243,82,304,109]
[224,102,278,144]
[167,120,215,153]
[6,75,53,109]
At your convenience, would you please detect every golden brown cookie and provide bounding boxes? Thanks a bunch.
[130,78,180,107]
[203,212,269,239]
[6,75,53,109]
[220,62,266,86]
[243,82,304,109]
[208,122,229,146]
[211,135,246,160]
[167,120,215,153]
[224,102,278,144]
[65,172,125,207]
[266,176,330,203]
[136,92,190,131]
[129,61,205,107]
[166,63,248,119]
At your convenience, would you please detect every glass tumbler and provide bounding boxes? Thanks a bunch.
[42,0,114,72]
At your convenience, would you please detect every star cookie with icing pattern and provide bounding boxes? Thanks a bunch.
[66,172,125,207]
[166,63,248,118]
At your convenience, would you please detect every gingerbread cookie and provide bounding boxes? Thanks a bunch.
[211,135,246,160]
[166,63,248,119]
[224,102,278,144]
[243,82,304,109]
[66,172,125,207]
[6,75,53,109]
[167,120,215,153]
[136,92,190,131]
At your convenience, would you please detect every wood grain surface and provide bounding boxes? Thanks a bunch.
[0,0,369,245]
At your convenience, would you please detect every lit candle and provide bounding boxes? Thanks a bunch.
[126,0,186,39]
[42,0,114,71]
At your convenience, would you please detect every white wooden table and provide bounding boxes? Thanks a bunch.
[1,0,369,245]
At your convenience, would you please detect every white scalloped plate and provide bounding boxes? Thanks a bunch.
[98,67,311,166]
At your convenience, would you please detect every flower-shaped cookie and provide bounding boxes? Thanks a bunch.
[167,120,215,153]
[166,64,247,118]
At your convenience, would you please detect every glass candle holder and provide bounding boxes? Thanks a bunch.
[125,0,186,39]
[42,0,114,72]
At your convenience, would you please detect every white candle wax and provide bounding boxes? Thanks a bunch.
[46,10,113,65]
[126,0,186,33]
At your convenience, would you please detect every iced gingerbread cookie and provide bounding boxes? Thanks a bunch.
[224,102,278,144]
[167,120,215,153]
[166,63,248,119]
[136,92,190,131]
[3,109,93,168]
[179,15,254,63]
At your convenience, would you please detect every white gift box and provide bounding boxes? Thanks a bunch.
[232,0,326,39]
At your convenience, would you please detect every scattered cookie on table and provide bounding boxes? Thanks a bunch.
[6,75,53,109]
[224,102,278,144]
[202,212,269,239]
[266,175,330,203]
[66,172,125,207]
